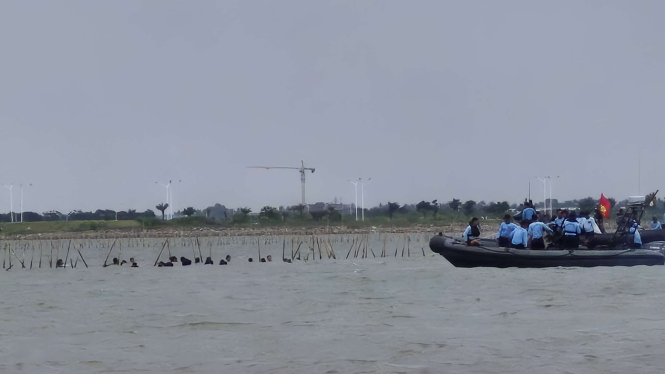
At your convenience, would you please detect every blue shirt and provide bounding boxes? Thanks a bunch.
[523,208,536,220]
[562,220,581,235]
[528,222,553,239]
[463,225,478,241]
[511,227,528,246]
[630,225,642,244]
[651,221,662,230]
[496,222,518,238]
[554,217,565,227]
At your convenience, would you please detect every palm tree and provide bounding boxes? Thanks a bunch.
[156,203,169,220]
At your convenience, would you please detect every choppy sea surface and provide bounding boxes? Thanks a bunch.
[1,236,665,374]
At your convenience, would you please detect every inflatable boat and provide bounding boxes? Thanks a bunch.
[430,235,664,268]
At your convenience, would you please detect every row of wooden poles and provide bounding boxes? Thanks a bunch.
[1,233,433,270]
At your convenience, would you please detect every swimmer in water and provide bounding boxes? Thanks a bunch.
[266,255,272,262]
[169,256,178,263]
[283,258,292,263]
[260,258,266,263]
[130,258,138,268]
[205,257,213,265]
[225,255,231,263]
[180,257,192,266]
[219,259,228,265]
[158,261,173,267]
[248,258,253,262]
[56,259,64,268]
[195,257,201,264]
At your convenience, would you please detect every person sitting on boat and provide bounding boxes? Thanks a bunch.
[510,221,529,249]
[562,212,582,249]
[651,216,662,230]
[528,220,553,249]
[496,214,518,247]
[629,221,642,249]
[462,217,481,246]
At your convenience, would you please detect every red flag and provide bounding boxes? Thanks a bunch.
[599,194,611,219]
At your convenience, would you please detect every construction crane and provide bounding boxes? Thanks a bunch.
[248,161,316,207]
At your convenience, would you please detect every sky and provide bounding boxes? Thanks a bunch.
[1,0,664,213]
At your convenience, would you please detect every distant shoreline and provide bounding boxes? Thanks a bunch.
[0,220,449,240]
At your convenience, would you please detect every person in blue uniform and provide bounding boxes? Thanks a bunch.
[522,204,536,222]
[562,212,582,249]
[496,214,518,247]
[463,217,481,246]
[510,221,529,249]
[552,209,565,234]
[651,216,662,230]
[630,221,642,249]
[528,220,553,249]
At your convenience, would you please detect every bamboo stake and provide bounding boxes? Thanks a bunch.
[103,238,117,267]
[282,238,286,261]
[346,239,355,259]
[258,239,261,263]
[63,240,71,270]
[76,246,89,268]
[197,237,203,262]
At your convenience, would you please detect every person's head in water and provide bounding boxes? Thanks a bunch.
[169,256,178,262]
[120,260,127,265]
[205,257,213,265]
[195,257,201,264]
[503,214,512,224]
[112,258,119,265]
[260,258,266,262]
[56,259,64,267]
[130,257,136,264]
[266,255,272,262]
[248,258,253,262]
[225,255,231,262]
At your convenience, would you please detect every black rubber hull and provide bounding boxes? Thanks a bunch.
[590,230,665,246]
[430,236,665,268]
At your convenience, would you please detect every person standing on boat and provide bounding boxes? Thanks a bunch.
[579,211,596,242]
[496,214,518,247]
[463,217,482,247]
[630,221,643,249]
[522,204,537,223]
[552,209,565,233]
[562,212,582,249]
[594,209,606,234]
[510,221,529,249]
[651,216,662,230]
[528,220,553,249]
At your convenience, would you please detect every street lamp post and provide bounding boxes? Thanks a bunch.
[348,180,359,221]
[535,177,549,216]
[3,184,14,223]
[156,181,171,220]
[360,178,371,222]
[20,183,32,223]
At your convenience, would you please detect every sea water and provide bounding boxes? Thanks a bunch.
[1,236,664,373]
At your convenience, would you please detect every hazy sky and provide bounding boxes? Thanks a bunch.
[1,0,664,213]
